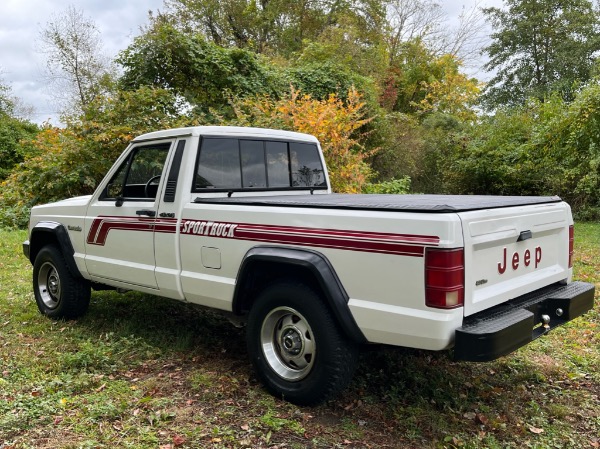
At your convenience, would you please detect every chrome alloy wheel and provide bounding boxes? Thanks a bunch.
[260,306,316,381]
[37,261,61,309]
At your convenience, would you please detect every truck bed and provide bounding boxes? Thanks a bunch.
[194,194,562,213]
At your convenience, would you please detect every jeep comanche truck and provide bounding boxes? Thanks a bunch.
[23,126,595,405]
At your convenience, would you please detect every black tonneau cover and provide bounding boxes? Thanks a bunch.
[194,194,562,213]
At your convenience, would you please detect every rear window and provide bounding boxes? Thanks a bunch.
[194,138,326,192]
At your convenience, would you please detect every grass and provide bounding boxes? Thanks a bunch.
[0,223,598,448]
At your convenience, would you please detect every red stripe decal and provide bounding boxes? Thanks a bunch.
[86,216,178,245]
[180,219,438,257]
[87,216,439,257]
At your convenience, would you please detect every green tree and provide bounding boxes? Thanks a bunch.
[164,0,385,57]
[482,0,600,108]
[118,19,281,116]
[380,39,480,119]
[0,78,39,180]
[442,106,543,196]
[0,115,39,180]
[285,62,376,103]
[530,82,600,217]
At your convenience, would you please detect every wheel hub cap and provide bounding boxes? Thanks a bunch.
[37,262,61,309]
[281,328,303,355]
[48,274,59,295]
[260,306,316,381]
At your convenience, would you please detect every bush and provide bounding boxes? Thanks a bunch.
[0,87,190,228]
[363,177,411,194]
[0,114,39,180]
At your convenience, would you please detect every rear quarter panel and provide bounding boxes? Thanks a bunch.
[179,202,465,350]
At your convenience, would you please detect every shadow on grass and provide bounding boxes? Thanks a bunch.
[27,288,599,447]
[72,289,553,411]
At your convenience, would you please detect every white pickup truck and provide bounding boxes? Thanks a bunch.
[23,126,595,405]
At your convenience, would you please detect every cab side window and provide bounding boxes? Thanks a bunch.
[196,138,241,189]
[101,143,171,200]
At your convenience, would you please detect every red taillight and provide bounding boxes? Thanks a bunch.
[568,225,574,268]
[425,248,464,309]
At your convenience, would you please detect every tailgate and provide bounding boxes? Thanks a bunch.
[459,202,572,316]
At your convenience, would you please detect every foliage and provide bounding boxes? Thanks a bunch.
[369,112,425,182]
[381,39,481,120]
[369,112,466,194]
[362,176,411,194]
[6,0,600,223]
[118,19,280,117]
[163,0,386,57]
[443,81,600,219]
[230,87,375,193]
[0,113,39,180]
[442,106,542,196]
[413,54,481,121]
[386,0,488,67]
[482,0,600,108]
[531,82,600,217]
[285,62,376,104]
[294,15,388,79]
[0,87,190,228]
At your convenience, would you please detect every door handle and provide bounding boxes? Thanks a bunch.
[136,209,156,217]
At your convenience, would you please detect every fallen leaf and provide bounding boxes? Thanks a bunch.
[53,416,63,425]
[241,424,250,431]
[173,434,186,446]
[529,426,544,434]
[476,414,489,425]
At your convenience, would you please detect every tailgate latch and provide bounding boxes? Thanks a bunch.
[517,230,532,241]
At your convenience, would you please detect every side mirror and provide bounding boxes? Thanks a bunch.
[115,197,124,207]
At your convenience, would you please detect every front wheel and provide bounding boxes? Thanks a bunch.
[33,245,91,319]
[246,281,359,405]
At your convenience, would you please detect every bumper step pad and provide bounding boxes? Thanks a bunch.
[454,281,595,362]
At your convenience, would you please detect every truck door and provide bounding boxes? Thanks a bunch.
[84,140,173,289]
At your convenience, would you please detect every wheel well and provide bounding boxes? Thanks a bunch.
[233,248,367,344]
[234,260,322,315]
[29,223,82,279]
[29,231,59,264]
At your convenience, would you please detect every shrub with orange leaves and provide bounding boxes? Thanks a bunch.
[231,87,375,193]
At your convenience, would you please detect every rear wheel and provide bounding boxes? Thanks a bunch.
[33,245,91,319]
[246,280,358,405]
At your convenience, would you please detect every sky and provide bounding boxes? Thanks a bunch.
[0,0,500,125]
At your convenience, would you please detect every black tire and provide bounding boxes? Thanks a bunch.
[33,245,91,319]
[246,280,359,405]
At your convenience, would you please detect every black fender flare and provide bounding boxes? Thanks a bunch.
[233,246,367,344]
[26,221,82,279]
